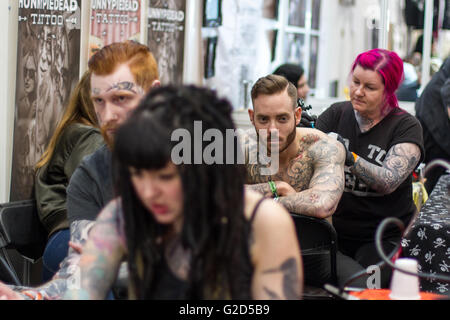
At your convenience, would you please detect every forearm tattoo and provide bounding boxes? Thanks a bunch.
[245,132,344,218]
[66,202,124,300]
[352,143,421,194]
[262,258,301,300]
[245,183,272,197]
[15,220,96,300]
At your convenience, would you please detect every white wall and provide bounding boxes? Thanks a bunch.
[0,1,18,203]
[315,0,410,103]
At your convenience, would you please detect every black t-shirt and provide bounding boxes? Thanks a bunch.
[316,101,424,242]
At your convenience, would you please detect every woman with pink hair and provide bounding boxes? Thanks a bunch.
[316,49,424,288]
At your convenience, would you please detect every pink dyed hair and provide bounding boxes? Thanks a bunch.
[351,48,404,115]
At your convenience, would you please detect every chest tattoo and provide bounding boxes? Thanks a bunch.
[246,136,317,191]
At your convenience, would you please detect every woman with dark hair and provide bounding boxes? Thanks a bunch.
[35,71,104,281]
[316,49,424,288]
[63,85,303,300]
[273,63,310,100]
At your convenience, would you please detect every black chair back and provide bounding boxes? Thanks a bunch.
[290,214,338,291]
[0,200,47,261]
[0,199,47,286]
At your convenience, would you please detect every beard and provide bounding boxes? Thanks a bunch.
[279,122,297,153]
[100,122,119,149]
[257,117,298,155]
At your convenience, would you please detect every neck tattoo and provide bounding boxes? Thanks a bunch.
[355,111,376,133]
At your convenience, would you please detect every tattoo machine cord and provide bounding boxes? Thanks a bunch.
[424,159,450,176]
[375,217,450,283]
[338,217,450,296]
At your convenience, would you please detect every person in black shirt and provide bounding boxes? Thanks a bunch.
[415,57,450,194]
[316,48,424,288]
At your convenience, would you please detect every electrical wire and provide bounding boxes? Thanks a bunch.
[339,217,450,294]
[375,217,450,283]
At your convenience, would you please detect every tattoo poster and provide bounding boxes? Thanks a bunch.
[148,0,186,85]
[11,0,82,201]
[89,0,142,59]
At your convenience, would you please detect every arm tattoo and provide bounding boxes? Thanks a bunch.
[245,131,344,218]
[245,183,272,197]
[262,258,301,300]
[352,143,421,194]
[65,201,125,299]
[13,220,96,299]
[279,138,345,218]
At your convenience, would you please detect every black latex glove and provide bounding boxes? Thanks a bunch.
[297,113,317,128]
[328,132,355,166]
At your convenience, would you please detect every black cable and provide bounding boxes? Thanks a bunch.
[339,217,450,294]
[375,217,450,283]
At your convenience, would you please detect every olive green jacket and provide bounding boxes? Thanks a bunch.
[35,123,104,238]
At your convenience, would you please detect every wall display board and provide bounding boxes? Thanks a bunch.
[89,0,142,59]
[148,0,186,85]
[11,0,82,201]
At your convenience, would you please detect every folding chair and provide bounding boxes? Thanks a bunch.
[0,200,47,286]
[290,213,338,300]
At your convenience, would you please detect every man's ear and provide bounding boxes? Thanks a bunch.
[294,107,302,126]
[248,109,255,126]
[151,80,161,88]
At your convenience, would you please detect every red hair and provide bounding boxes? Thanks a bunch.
[351,49,404,114]
[88,41,159,92]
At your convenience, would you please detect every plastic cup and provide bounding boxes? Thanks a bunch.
[389,258,421,300]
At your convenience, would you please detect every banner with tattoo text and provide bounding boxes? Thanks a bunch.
[11,0,82,201]
[89,0,142,59]
[148,0,186,85]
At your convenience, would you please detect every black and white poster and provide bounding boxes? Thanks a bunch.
[11,0,82,201]
[148,0,186,85]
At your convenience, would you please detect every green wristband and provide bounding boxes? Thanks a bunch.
[268,181,278,198]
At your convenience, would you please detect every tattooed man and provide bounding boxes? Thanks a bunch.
[244,74,345,219]
[0,41,160,300]
[241,75,374,289]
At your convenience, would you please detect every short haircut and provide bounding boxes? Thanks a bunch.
[273,63,305,88]
[251,74,298,109]
[88,41,159,92]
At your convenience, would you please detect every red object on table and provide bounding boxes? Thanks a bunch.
[349,289,445,300]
